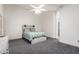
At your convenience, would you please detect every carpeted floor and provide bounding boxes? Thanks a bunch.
[9,38,79,54]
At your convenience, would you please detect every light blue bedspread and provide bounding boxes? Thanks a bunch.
[23,32,46,41]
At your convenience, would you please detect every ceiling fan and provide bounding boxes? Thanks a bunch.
[30,4,47,14]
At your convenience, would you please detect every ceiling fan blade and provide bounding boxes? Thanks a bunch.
[38,4,45,8]
[30,4,37,8]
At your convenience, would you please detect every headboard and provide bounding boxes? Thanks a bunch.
[22,25,35,33]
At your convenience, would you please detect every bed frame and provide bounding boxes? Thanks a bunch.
[22,25,47,44]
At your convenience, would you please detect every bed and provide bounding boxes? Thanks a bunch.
[22,25,47,44]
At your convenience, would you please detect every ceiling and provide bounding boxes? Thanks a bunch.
[18,4,66,12]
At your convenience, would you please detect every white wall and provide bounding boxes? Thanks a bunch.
[40,11,56,38]
[3,4,58,40]
[3,5,42,40]
[0,5,3,15]
[59,5,79,47]
[0,4,3,36]
[0,15,2,35]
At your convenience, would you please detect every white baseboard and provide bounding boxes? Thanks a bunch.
[59,40,79,48]
[9,37,22,41]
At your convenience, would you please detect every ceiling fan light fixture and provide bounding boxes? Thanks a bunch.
[35,9,42,14]
[30,4,46,14]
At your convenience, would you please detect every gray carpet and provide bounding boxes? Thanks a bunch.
[9,38,79,54]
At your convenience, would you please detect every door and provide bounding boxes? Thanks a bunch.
[59,5,79,47]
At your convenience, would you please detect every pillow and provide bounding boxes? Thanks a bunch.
[23,25,35,32]
[30,27,35,32]
[24,28,30,32]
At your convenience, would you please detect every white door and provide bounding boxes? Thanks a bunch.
[59,5,79,47]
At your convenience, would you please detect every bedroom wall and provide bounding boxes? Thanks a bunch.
[59,5,79,47]
[3,4,42,40]
[0,5,3,36]
[40,11,56,38]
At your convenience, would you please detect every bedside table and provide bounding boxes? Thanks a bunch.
[0,36,9,54]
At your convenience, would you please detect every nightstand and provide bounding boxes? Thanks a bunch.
[0,36,9,54]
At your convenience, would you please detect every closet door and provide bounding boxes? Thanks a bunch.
[60,5,79,47]
[0,15,2,35]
